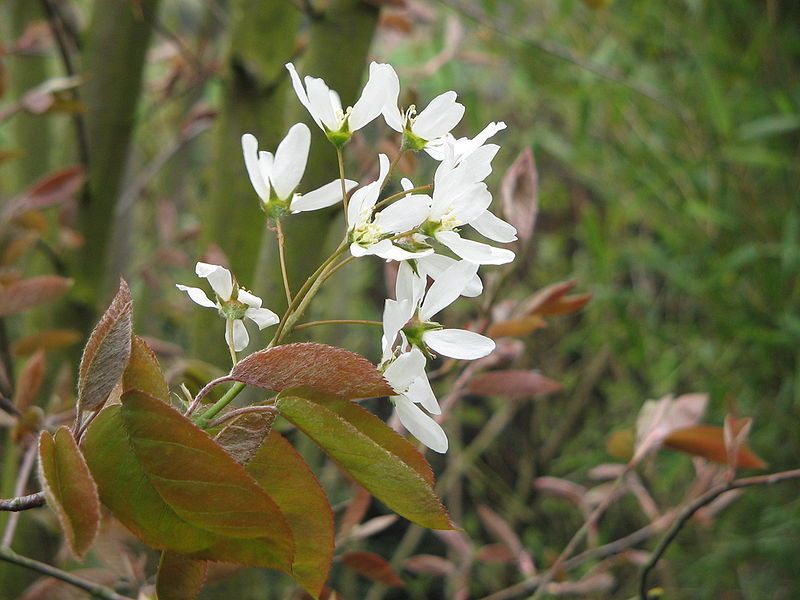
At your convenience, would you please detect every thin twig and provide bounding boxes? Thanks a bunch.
[0,546,132,600]
[185,375,234,417]
[293,319,382,332]
[638,468,800,599]
[39,0,90,168]
[0,492,45,513]
[2,443,38,548]
[275,219,293,306]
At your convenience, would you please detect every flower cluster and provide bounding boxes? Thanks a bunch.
[178,61,516,453]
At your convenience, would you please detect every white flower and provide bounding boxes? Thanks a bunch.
[383,66,465,151]
[176,262,278,352]
[383,348,447,453]
[419,146,517,265]
[383,261,495,361]
[242,126,358,215]
[347,155,433,261]
[425,120,507,163]
[286,61,393,143]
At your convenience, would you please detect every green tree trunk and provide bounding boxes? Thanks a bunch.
[192,0,299,365]
[73,0,160,321]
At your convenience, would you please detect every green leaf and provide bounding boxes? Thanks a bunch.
[246,430,334,598]
[78,279,133,412]
[277,390,452,530]
[230,343,394,400]
[156,551,207,600]
[38,426,100,559]
[82,390,295,572]
[123,335,169,401]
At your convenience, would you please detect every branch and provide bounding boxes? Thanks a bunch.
[0,546,133,600]
[0,492,45,512]
[639,468,800,599]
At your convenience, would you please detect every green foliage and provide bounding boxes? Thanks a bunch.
[277,389,452,530]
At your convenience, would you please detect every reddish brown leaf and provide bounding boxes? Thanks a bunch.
[13,350,46,412]
[12,329,81,357]
[0,276,72,316]
[519,280,592,317]
[78,280,133,412]
[230,343,393,400]
[18,568,118,600]
[246,430,334,597]
[476,505,535,575]
[469,370,561,400]
[486,315,546,339]
[533,477,587,508]
[500,147,538,249]
[215,410,275,465]
[156,552,208,600]
[403,554,456,576]
[38,427,100,559]
[664,426,766,469]
[341,551,405,588]
[3,165,85,222]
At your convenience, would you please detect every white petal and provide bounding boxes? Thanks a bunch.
[420,260,479,321]
[424,328,495,360]
[412,91,465,140]
[258,151,274,193]
[245,307,279,330]
[237,289,262,308]
[176,284,216,308]
[374,195,430,233]
[457,121,507,160]
[349,241,370,257]
[395,261,425,306]
[381,65,404,133]
[349,62,390,131]
[435,231,515,265]
[400,178,414,191]
[373,240,433,262]
[227,319,250,352]
[418,255,483,298]
[290,179,358,213]
[470,210,518,243]
[195,262,233,299]
[407,374,440,414]
[457,143,500,183]
[241,134,269,200]
[305,75,340,131]
[271,123,310,199]
[449,184,493,225]
[394,395,448,453]
[376,153,391,189]
[383,348,425,392]
[285,63,318,128]
[382,298,415,360]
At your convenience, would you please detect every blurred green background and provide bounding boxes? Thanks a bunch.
[1,0,798,598]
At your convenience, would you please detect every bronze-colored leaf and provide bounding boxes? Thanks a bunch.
[78,279,133,412]
[12,329,82,357]
[0,276,73,317]
[278,390,450,529]
[518,280,592,317]
[2,165,86,223]
[486,315,546,339]
[500,147,538,249]
[246,431,334,597]
[215,410,275,465]
[122,335,169,401]
[13,350,46,412]
[341,551,405,588]
[468,370,562,400]
[156,552,208,600]
[230,343,393,400]
[37,427,100,558]
[664,425,766,469]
